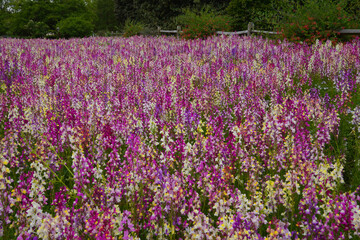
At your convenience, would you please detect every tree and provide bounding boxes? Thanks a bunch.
[94,0,116,31]
[113,0,230,29]
[57,15,94,38]
[7,0,53,36]
[0,0,11,35]
[226,0,273,30]
[345,0,360,20]
[226,0,306,30]
[5,0,95,37]
[114,0,137,26]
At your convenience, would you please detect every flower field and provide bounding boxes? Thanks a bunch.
[1,36,360,239]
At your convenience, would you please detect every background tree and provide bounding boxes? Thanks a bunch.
[1,0,359,38]
[177,5,231,39]
[94,0,116,31]
[345,0,360,21]
[57,15,94,38]
[227,0,268,30]
[50,0,94,28]
[226,0,307,30]
[7,0,53,36]
[113,0,230,29]
[114,0,137,27]
[0,0,11,35]
[5,0,94,37]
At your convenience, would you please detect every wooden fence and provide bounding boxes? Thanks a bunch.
[157,22,360,37]
[157,26,182,38]
[215,22,278,36]
[338,29,360,35]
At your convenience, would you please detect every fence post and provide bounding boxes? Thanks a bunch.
[177,26,181,39]
[157,26,161,36]
[247,22,254,36]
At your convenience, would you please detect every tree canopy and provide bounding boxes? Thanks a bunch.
[0,0,358,38]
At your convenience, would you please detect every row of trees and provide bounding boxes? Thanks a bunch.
[0,0,359,39]
[114,0,229,28]
[0,0,117,37]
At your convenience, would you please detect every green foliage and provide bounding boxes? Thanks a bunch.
[323,74,360,193]
[2,0,360,40]
[177,6,231,39]
[0,0,11,35]
[345,0,360,21]
[0,17,9,36]
[6,0,51,37]
[57,16,94,38]
[227,0,275,30]
[50,0,93,29]
[326,111,360,193]
[343,126,360,192]
[114,0,230,29]
[122,19,144,37]
[24,20,50,38]
[4,0,94,37]
[94,0,116,31]
[278,0,359,44]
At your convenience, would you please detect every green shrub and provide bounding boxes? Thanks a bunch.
[177,7,232,39]
[123,19,144,37]
[57,16,94,38]
[278,0,358,45]
[226,0,279,31]
[345,0,360,21]
[0,11,10,36]
[24,20,50,38]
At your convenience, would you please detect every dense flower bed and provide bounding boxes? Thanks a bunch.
[1,36,360,239]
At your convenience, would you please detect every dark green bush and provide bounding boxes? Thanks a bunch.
[278,0,358,45]
[345,0,360,21]
[122,19,144,37]
[0,10,10,36]
[57,16,94,38]
[24,20,50,38]
[177,7,232,39]
[226,0,278,31]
